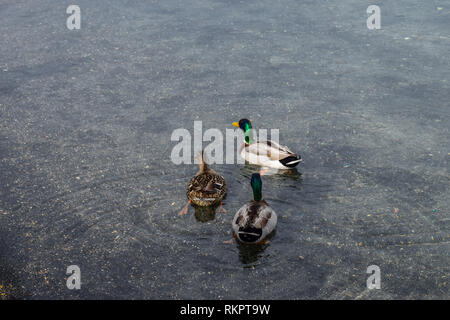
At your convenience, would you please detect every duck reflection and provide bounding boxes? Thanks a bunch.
[193,205,217,222]
[237,231,275,265]
[240,164,302,180]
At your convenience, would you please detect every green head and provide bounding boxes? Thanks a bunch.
[250,173,262,201]
[232,118,253,144]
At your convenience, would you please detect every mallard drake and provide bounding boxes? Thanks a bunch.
[178,151,227,215]
[232,118,302,169]
[229,173,277,244]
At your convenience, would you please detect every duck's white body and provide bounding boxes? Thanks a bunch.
[239,140,302,169]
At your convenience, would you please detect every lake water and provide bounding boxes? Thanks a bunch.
[0,0,448,299]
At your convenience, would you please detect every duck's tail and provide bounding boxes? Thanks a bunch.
[280,154,302,168]
[237,226,263,243]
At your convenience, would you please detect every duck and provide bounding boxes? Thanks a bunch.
[178,151,227,215]
[232,118,302,169]
[227,173,277,244]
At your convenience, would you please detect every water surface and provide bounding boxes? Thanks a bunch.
[0,0,449,299]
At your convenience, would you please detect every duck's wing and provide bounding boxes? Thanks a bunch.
[232,203,250,234]
[253,201,275,229]
[246,140,297,161]
[233,203,250,228]
[203,176,226,193]
[233,201,273,229]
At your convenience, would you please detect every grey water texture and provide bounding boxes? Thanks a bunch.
[0,0,449,299]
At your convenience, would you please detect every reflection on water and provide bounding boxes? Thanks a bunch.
[0,0,448,300]
[236,231,276,266]
[239,164,302,180]
[193,205,217,222]
[237,242,269,266]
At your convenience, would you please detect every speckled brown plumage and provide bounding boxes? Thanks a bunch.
[186,152,226,206]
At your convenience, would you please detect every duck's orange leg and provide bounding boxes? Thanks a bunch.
[217,200,227,214]
[223,233,237,244]
[178,200,191,216]
[255,238,269,245]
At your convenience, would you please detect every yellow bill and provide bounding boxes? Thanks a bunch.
[232,122,239,127]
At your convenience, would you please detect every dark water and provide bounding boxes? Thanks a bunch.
[0,0,449,299]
